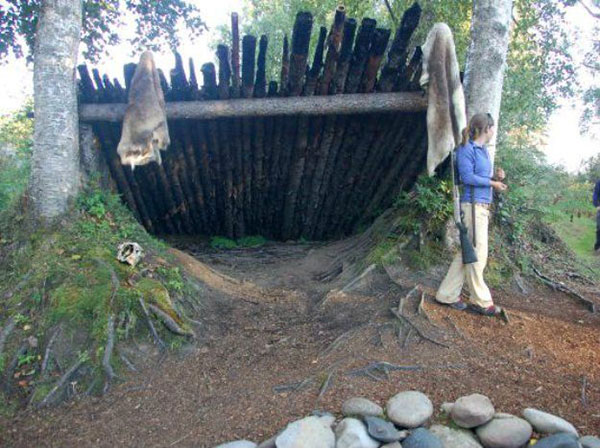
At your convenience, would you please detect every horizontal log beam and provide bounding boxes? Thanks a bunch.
[79,92,427,122]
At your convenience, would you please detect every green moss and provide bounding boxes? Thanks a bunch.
[238,235,267,248]
[210,236,238,249]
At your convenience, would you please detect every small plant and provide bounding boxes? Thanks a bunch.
[210,236,238,249]
[238,235,267,248]
[17,353,36,367]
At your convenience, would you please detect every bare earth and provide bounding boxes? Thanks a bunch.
[2,240,599,447]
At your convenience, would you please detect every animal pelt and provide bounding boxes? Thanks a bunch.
[419,23,466,176]
[117,51,170,169]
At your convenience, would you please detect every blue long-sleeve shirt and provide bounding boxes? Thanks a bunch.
[457,140,493,204]
[594,180,600,207]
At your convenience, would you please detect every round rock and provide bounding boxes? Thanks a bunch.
[580,436,600,448]
[386,391,433,428]
[335,418,379,448]
[533,433,579,448]
[381,443,402,448]
[341,397,384,418]
[214,442,257,448]
[364,416,407,443]
[275,416,335,448]
[522,408,578,437]
[402,428,443,448]
[475,414,532,448]
[451,394,495,428]
[430,424,482,448]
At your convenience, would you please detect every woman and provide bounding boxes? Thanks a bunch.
[435,113,507,316]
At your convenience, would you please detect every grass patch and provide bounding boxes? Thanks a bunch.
[549,213,599,273]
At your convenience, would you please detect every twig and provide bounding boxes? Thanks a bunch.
[399,285,420,315]
[273,377,313,393]
[383,0,398,25]
[37,357,86,408]
[102,314,116,394]
[390,308,450,349]
[533,267,596,313]
[402,328,413,348]
[347,361,422,381]
[581,375,588,407]
[139,298,165,349]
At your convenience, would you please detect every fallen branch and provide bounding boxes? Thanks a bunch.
[533,267,596,313]
[402,328,413,348]
[148,303,194,337]
[102,314,116,394]
[390,307,449,349]
[37,356,86,408]
[581,375,588,407]
[139,298,166,349]
[273,377,313,393]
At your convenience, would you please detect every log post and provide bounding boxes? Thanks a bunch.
[318,6,346,95]
[360,28,391,93]
[242,35,257,99]
[201,63,218,100]
[344,18,377,94]
[254,35,268,98]
[303,26,327,96]
[217,45,232,100]
[332,18,357,94]
[288,12,313,96]
[280,35,290,96]
[231,12,241,98]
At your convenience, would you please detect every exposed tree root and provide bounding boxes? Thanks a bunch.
[443,316,464,339]
[139,298,166,349]
[148,303,195,337]
[389,307,449,349]
[0,317,16,362]
[341,264,376,293]
[317,371,334,400]
[118,349,137,372]
[41,326,61,378]
[2,341,27,394]
[273,377,314,393]
[533,267,596,313]
[102,315,116,394]
[37,357,86,408]
[347,361,422,381]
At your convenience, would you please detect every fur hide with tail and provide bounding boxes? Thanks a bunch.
[117,51,170,169]
[420,23,466,175]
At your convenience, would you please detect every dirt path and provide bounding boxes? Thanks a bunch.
[2,240,600,447]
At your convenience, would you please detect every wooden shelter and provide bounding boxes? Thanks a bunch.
[78,3,428,240]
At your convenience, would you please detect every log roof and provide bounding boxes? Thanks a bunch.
[78,3,429,240]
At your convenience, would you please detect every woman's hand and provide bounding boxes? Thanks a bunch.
[495,167,506,181]
[491,180,508,192]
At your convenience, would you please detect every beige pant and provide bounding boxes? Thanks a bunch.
[436,203,493,308]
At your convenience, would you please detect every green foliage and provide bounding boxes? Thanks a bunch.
[0,101,33,212]
[0,1,206,62]
[210,236,238,249]
[580,153,600,184]
[238,235,268,247]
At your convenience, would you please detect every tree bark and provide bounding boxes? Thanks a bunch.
[30,0,82,220]
[463,0,513,161]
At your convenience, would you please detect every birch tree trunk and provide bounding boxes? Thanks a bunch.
[463,0,513,162]
[29,0,82,220]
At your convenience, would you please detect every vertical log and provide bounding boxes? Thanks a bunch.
[260,116,275,234]
[231,12,241,98]
[303,26,327,96]
[288,12,313,96]
[77,65,96,102]
[201,63,218,100]
[318,6,346,95]
[231,118,246,237]
[112,78,126,102]
[268,81,278,97]
[162,144,195,234]
[241,117,254,232]
[273,117,298,235]
[266,115,285,233]
[170,52,188,101]
[193,122,219,232]
[332,18,357,94]
[180,124,210,232]
[188,58,200,100]
[360,28,391,93]
[254,35,268,98]
[123,63,137,92]
[217,44,232,100]
[344,18,377,94]
[251,117,266,232]
[218,119,235,237]
[242,35,257,99]
[280,35,290,96]
[206,119,226,234]
[378,2,422,92]
[396,46,423,91]
[144,163,178,234]
[157,69,170,98]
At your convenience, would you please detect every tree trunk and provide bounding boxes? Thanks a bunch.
[30,0,82,220]
[463,0,513,161]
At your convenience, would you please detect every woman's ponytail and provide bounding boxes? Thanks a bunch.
[461,113,495,146]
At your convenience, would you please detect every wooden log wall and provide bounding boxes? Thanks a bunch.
[78,2,428,241]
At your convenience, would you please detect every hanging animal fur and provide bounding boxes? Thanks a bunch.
[419,23,466,175]
[117,51,170,169]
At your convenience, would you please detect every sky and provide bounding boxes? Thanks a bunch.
[0,0,598,173]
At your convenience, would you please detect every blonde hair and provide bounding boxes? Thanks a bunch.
[461,112,494,146]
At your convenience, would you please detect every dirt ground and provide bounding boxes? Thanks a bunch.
[2,239,599,447]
